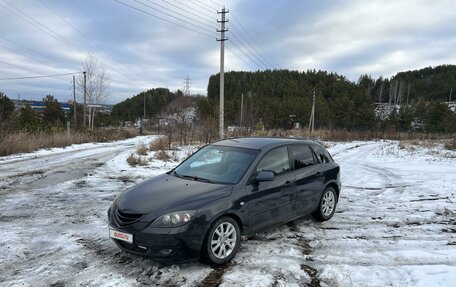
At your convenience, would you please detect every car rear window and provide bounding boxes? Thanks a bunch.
[290,144,316,169]
[256,146,290,175]
[311,144,333,163]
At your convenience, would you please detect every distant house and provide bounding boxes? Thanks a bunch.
[446,101,456,112]
[12,99,71,113]
[11,99,112,114]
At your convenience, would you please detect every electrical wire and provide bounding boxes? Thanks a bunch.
[143,0,218,31]
[0,72,82,81]
[36,0,136,82]
[225,46,256,71]
[229,38,264,71]
[161,0,217,27]
[173,0,216,20]
[187,0,217,13]
[231,14,278,68]
[113,0,215,39]
[0,1,82,52]
[229,31,269,70]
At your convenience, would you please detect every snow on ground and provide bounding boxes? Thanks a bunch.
[0,138,455,287]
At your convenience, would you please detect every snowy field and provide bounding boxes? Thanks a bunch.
[0,136,455,287]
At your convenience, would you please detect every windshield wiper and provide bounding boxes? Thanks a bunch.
[180,174,214,183]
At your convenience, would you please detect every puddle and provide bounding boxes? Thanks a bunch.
[30,170,86,188]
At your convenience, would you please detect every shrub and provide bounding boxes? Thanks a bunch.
[127,153,147,166]
[445,138,456,151]
[149,137,169,151]
[137,144,148,156]
[154,150,171,161]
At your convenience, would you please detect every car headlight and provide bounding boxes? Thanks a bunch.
[151,210,197,227]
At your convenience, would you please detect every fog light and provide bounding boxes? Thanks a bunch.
[159,249,173,255]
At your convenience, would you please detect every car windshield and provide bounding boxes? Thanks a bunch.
[174,145,259,184]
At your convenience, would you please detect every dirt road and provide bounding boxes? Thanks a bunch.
[0,138,455,286]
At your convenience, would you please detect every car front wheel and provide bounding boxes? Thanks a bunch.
[313,186,337,221]
[204,216,240,265]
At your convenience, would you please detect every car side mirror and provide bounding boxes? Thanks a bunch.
[256,171,274,182]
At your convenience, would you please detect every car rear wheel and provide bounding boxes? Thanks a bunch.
[313,186,337,221]
[204,216,240,265]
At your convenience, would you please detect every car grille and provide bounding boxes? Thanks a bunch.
[115,209,143,226]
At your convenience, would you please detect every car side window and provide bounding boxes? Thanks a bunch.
[256,146,290,175]
[290,145,315,169]
[311,144,331,163]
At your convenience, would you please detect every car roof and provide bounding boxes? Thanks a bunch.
[212,137,320,150]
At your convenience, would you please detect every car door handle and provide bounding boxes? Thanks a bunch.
[285,180,295,185]
[315,172,324,177]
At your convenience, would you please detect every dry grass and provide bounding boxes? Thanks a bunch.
[126,153,147,166]
[246,129,454,142]
[445,138,456,151]
[136,144,148,156]
[399,138,456,151]
[0,128,138,157]
[149,137,169,151]
[154,150,171,161]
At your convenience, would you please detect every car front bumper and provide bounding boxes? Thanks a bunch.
[108,212,206,263]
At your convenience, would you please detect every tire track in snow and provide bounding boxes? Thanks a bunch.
[299,141,456,286]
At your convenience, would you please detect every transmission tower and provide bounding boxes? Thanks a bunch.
[183,74,191,97]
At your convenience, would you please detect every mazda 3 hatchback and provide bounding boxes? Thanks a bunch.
[108,137,341,265]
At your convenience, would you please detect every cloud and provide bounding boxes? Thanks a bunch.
[0,0,454,103]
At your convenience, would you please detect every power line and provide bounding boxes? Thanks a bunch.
[168,0,216,22]
[201,0,220,11]
[143,0,218,31]
[0,72,82,81]
[188,0,217,13]
[36,0,136,82]
[161,0,217,27]
[37,0,101,51]
[0,44,64,71]
[2,0,137,84]
[113,0,216,38]
[226,46,256,71]
[229,22,273,69]
[0,36,63,64]
[207,0,222,9]
[0,1,83,52]
[229,38,264,70]
[229,32,269,70]
[230,14,278,68]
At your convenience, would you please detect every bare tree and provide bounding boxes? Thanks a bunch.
[77,54,110,130]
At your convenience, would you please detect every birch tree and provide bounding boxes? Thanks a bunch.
[78,54,110,129]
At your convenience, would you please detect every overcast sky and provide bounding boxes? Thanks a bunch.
[0,0,455,104]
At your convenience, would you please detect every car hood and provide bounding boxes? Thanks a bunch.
[115,173,232,220]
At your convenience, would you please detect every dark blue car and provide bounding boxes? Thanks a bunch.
[108,137,341,265]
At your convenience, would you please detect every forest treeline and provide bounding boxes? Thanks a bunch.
[110,88,179,122]
[2,65,455,137]
[196,65,456,133]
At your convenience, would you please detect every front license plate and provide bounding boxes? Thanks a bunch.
[109,228,133,244]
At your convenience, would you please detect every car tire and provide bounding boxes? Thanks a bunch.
[203,216,241,265]
[313,186,337,221]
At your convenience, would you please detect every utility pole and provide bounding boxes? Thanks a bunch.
[308,90,315,132]
[406,83,410,106]
[181,75,191,145]
[450,88,453,102]
[240,93,244,128]
[73,75,77,127]
[83,71,87,128]
[217,7,228,139]
[183,75,191,108]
